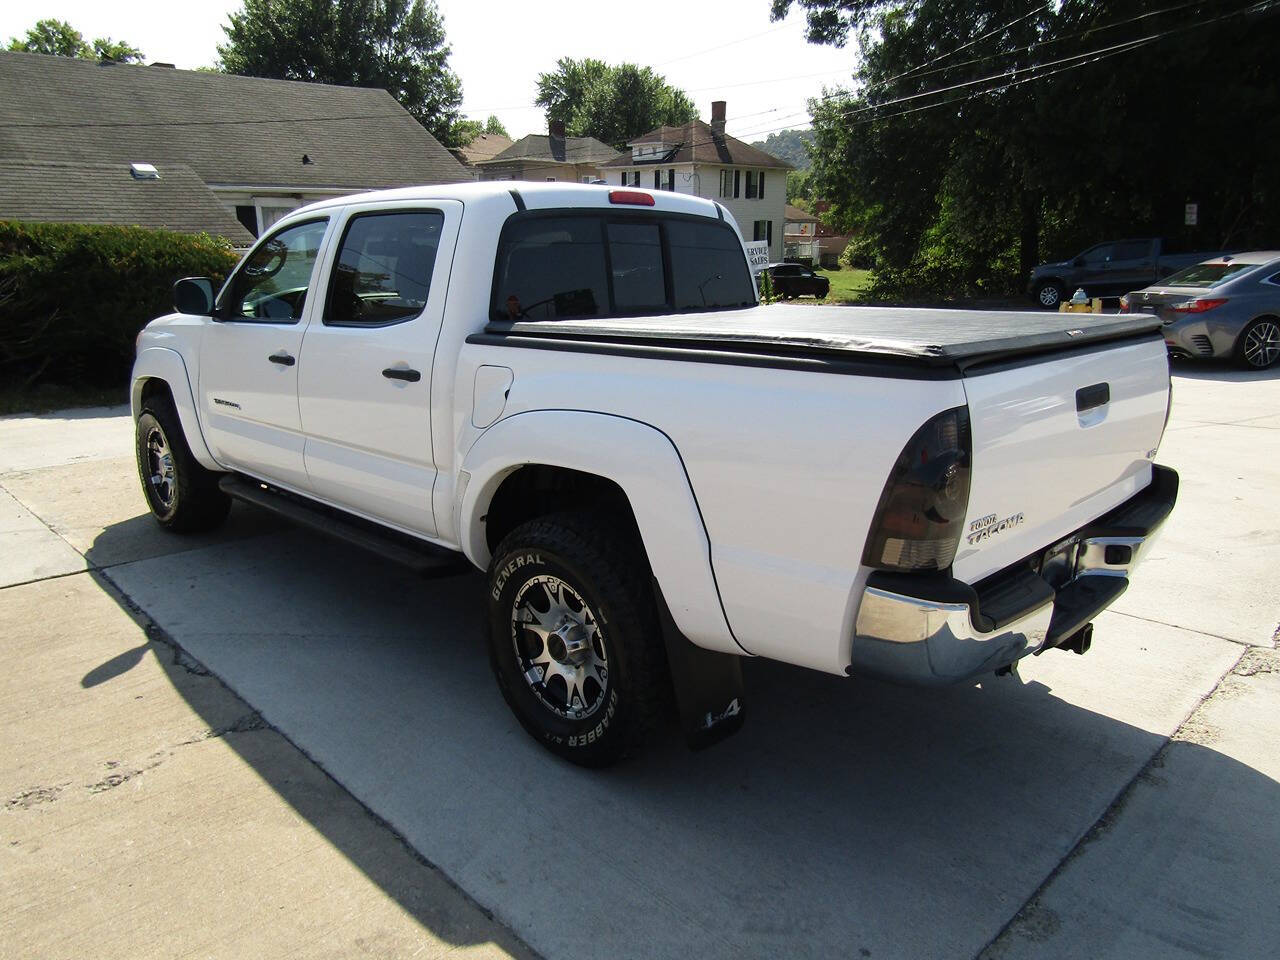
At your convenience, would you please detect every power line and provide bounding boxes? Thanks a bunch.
[2,0,1270,170]
[877,1,1055,87]
[654,23,791,66]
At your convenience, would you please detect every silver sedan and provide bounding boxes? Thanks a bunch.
[1121,252,1280,369]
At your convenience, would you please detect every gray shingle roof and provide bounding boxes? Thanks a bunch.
[602,120,793,169]
[478,134,619,166]
[0,160,255,242]
[0,50,470,189]
[451,132,513,166]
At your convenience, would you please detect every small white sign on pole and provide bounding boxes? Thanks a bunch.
[1184,202,1198,226]
[744,240,771,273]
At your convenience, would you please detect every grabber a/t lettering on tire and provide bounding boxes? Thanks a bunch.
[486,512,671,767]
[135,391,231,533]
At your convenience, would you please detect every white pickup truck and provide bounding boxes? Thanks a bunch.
[132,182,1178,766]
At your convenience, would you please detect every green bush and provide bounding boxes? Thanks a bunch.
[0,221,240,391]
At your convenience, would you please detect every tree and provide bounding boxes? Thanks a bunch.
[535,58,697,150]
[484,115,508,137]
[772,0,1280,299]
[7,18,144,62]
[218,0,464,146]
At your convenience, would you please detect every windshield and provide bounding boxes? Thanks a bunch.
[1159,262,1260,288]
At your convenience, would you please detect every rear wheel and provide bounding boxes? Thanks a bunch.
[135,392,230,532]
[486,513,670,767]
[1035,281,1065,309]
[1236,317,1280,369]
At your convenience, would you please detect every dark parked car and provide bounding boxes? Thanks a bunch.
[1028,238,1229,309]
[766,263,830,299]
[1121,251,1280,369]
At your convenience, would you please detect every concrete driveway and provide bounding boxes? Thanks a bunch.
[2,362,1277,959]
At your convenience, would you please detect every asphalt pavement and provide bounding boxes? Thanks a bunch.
[1,360,1276,959]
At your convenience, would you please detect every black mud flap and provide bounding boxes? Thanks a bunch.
[652,579,745,750]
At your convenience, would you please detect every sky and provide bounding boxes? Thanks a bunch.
[0,0,858,141]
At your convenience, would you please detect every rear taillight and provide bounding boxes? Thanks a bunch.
[1169,298,1227,314]
[609,190,655,206]
[862,406,972,572]
[1118,294,1130,312]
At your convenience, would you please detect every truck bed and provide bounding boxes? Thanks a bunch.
[480,304,1163,372]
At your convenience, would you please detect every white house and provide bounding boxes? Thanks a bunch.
[601,101,792,262]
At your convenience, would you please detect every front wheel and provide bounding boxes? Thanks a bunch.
[135,393,230,533]
[486,514,670,767]
[1236,317,1280,369]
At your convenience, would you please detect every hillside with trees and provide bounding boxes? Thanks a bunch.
[751,129,814,170]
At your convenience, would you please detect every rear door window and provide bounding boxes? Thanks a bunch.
[1112,241,1151,261]
[324,211,444,326]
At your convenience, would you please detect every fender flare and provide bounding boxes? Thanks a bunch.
[131,347,219,471]
[458,410,744,656]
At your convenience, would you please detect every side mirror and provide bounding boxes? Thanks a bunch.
[174,277,215,315]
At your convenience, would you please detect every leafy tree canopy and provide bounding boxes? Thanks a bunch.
[7,19,144,62]
[772,0,1280,299]
[484,115,509,137]
[218,0,465,146]
[535,58,696,150]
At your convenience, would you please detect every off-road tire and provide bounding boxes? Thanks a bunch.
[486,512,671,767]
[135,392,230,533]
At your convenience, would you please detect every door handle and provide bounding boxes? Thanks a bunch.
[1076,382,1110,412]
[268,353,295,366]
[382,367,421,382]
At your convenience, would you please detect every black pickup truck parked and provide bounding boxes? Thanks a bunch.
[1028,238,1228,308]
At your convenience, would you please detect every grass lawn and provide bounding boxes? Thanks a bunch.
[816,268,872,303]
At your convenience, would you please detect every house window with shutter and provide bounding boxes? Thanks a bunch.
[668,168,676,191]
[759,171,765,198]
[733,169,740,198]
[746,171,757,199]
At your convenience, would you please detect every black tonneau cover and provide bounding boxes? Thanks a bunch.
[484,304,1162,370]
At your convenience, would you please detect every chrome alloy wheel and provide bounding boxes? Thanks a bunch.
[145,425,176,509]
[1038,284,1061,307]
[1243,320,1280,368]
[511,575,610,720]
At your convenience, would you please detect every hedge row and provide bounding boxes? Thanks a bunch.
[0,221,241,390]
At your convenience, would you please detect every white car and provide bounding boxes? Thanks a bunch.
[132,182,1177,766]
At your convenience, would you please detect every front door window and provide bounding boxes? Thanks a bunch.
[220,219,329,322]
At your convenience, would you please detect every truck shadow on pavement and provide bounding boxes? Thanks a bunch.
[84,512,1279,960]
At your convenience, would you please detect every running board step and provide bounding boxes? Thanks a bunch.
[219,475,473,578]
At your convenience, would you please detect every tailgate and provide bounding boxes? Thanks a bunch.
[952,335,1170,584]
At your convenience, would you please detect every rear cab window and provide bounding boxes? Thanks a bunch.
[492,211,755,322]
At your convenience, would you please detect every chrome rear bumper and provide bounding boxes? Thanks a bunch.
[849,465,1178,685]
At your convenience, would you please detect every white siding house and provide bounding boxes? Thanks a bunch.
[602,102,792,262]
